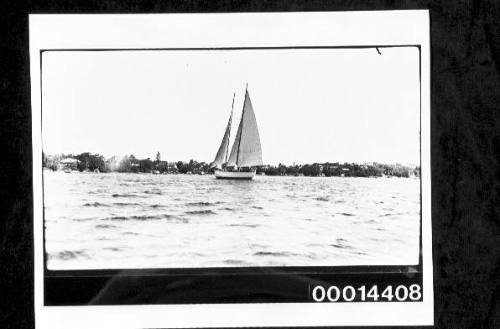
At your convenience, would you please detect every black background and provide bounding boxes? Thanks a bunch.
[1,1,499,328]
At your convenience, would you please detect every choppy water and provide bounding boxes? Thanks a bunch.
[44,171,420,269]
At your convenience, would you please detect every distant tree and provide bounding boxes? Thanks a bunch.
[300,164,320,176]
[139,158,153,172]
[177,161,188,174]
[45,154,59,171]
[264,165,279,176]
[118,155,132,172]
[188,159,198,172]
[153,159,167,173]
[201,162,210,172]
[153,152,161,171]
[75,153,106,172]
[312,164,321,176]
[278,163,287,176]
[130,154,140,173]
[323,163,332,177]
[105,155,121,172]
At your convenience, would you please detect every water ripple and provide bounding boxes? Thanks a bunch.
[184,210,216,215]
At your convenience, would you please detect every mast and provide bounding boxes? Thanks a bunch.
[225,93,235,163]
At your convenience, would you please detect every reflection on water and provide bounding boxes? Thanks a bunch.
[44,171,420,269]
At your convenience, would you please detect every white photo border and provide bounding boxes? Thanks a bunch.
[30,11,432,328]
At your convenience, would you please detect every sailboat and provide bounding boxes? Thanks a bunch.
[210,86,263,179]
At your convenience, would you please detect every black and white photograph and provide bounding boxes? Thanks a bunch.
[30,11,433,328]
[42,46,421,270]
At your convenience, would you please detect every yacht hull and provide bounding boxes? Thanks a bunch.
[214,169,256,180]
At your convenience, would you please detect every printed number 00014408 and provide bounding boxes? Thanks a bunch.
[311,284,422,302]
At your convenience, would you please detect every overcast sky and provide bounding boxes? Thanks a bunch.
[42,47,420,166]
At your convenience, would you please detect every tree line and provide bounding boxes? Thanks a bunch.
[43,152,210,174]
[43,152,419,178]
[258,162,419,178]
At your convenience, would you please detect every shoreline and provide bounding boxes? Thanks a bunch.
[43,168,418,179]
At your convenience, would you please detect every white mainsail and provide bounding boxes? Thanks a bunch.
[210,94,234,169]
[226,89,263,167]
[226,114,243,166]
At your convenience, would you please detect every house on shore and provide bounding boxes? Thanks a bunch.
[58,158,79,171]
[166,162,178,173]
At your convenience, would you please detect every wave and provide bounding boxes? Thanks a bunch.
[330,239,353,250]
[329,243,354,249]
[315,196,329,202]
[83,202,109,207]
[379,213,393,217]
[223,259,248,265]
[379,212,407,217]
[95,224,117,229]
[251,205,264,210]
[144,189,162,195]
[51,250,89,260]
[149,204,164,208]
[89,189,107,194]
[113,202,141,207]
[338,212,355,216]
[103,247,122,252]
[306,243,322,247]
[111,193,142,198]
[185,201,220,207]
[101,214,188,223]
[253,251,296,257]
[165,214,189,222]
[226,223,259,228]
[73,217,98,222]
[249,243,268,249]
[103,214,164,221]
[184,210,216,215]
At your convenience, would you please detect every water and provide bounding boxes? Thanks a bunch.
[44,171,420,269]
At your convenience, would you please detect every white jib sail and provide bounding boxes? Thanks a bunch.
[210,96,234,168]
[226,89,263,167]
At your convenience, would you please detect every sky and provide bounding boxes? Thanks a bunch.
[42,47,420,166]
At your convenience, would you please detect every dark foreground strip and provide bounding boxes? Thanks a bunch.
[45,266,422,305]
